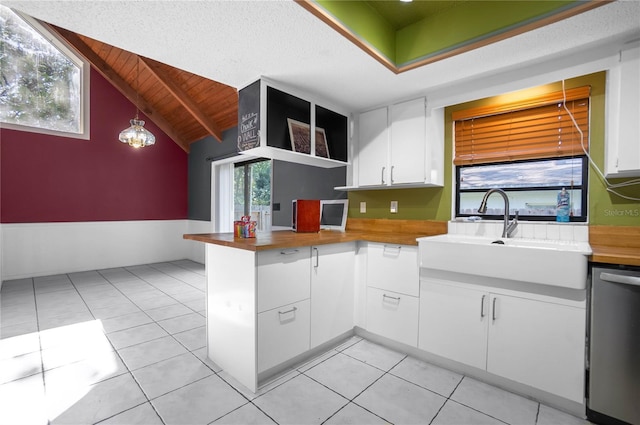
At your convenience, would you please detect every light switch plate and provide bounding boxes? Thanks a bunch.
[390,201,398,213]
[360,202,366,213]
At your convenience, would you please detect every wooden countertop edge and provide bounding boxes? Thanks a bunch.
[589,246,640,267]
[183,229,444,251]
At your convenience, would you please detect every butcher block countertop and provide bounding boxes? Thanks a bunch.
[589,225,640,267]
[183,219,448,251]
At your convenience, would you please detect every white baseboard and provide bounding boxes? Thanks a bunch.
[1,219,206,281]
[186,220,214,264]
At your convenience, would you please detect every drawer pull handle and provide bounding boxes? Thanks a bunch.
[383,294,400,301]
[314,247,319,268]
[280,249,299,255]
[278,306,298,315]
[381,166,386,184]
[480,295,486,318]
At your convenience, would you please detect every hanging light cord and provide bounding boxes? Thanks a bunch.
[561,79,640,201]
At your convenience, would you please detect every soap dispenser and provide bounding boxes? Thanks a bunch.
[556,188,570,222]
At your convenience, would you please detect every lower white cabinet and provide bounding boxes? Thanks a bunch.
[487,293,585,403]
[366,243,419,296]
[310,243,355,348]
[419,280,585,403]
[258,299,310,373]
[366,287,419,347]
[419,281,488,369]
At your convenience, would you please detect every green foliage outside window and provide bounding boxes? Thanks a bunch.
[0,5,81,133]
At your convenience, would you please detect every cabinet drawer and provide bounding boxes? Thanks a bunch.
[366,287,419,347]
[257,299,310,373]
[257,247,311,313]
[366,243,419,296]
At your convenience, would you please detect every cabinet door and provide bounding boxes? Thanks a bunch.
[419,281,489,370]
[390,98,426,185]
[487,295,585,403]
[358,107,389,186]
[310,243,355,348]
[257,298,310,373]
[367,243,419,297]
[257,248,311,313]
[606,43,640,177]
[366,287,419,347]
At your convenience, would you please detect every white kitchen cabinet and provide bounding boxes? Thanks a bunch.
[352,97,443,190]
[366,243,419,297]
[419,281,488,370]
[366,286,419,347]
[606,41,640,178]
[419,279,585,403]
[390,97,426,185]
[257,247,311,313]
[487,294,585,403]
[364,242,420,347]
[310,242,355,348]
[358,107,389,186]
[257,298,310,373]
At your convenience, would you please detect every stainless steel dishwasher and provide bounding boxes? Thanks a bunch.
[587,265,640,425]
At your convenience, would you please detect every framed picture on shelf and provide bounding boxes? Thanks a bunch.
[287,118,311,154]
[315,127,329,158]
[287,118,330,158]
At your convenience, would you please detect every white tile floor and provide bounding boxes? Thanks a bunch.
[0,260,591,425]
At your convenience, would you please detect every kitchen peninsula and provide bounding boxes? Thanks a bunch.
[183,219,447,392]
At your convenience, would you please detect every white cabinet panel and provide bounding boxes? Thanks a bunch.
[606,42,640,177]
[257,299,310,373]
[358,107,389,186]
[390,98,426,185]
[310,243,355,348]
[419,281,488,370]
[257,247,311,313]
[487,294,585,403]
[366,287,419,347]
[367,243,419,297]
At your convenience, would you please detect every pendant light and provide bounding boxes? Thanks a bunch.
[119,57,156,148]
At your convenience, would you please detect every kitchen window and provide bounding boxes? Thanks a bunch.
[453,85,590,222]
[0,5,89,138]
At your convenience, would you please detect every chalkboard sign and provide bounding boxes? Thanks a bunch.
[237,80,261,151]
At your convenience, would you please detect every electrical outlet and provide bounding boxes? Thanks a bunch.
[390,201,398,213]
[360,202,367,213]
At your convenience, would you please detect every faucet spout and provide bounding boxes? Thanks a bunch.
[478,188,518,238]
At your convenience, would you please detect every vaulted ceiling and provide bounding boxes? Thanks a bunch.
[47,24,238,153]
[8,1,637,153]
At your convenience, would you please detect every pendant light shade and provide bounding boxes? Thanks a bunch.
[119,117,156,148]
[119,57,155,148]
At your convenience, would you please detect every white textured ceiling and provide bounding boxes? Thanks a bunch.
[4,0,640,112]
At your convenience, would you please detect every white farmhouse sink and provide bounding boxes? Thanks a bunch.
[417,234,592,289]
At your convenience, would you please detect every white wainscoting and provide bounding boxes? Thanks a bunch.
[1,219,210,282]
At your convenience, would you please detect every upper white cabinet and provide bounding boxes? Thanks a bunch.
[351,97,444,189]
[238,78,349,169]
[390,98,427,185]
[606,42,640,178]
[358,107,389,186]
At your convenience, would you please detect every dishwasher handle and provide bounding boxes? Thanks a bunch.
[600,272,640,287]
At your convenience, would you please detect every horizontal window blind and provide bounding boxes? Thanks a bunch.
[453,86,590,165]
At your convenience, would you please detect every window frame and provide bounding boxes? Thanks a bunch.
[1,7,90,139]
[455,156,589,222]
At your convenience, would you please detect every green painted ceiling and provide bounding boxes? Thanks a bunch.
[314,0,596,69]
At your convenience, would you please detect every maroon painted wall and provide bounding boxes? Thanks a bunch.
[0,69,188,223]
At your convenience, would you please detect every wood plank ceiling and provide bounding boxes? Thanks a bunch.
[48,24,238,153]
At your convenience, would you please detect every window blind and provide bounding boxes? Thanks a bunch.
[453,86,590,166]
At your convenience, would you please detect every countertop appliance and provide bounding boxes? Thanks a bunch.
[587,265,640,425]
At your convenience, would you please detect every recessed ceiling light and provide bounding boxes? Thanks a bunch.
[400,0,413,3]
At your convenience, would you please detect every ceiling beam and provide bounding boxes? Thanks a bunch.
[47,24,191,153]
[140,57,223,143]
